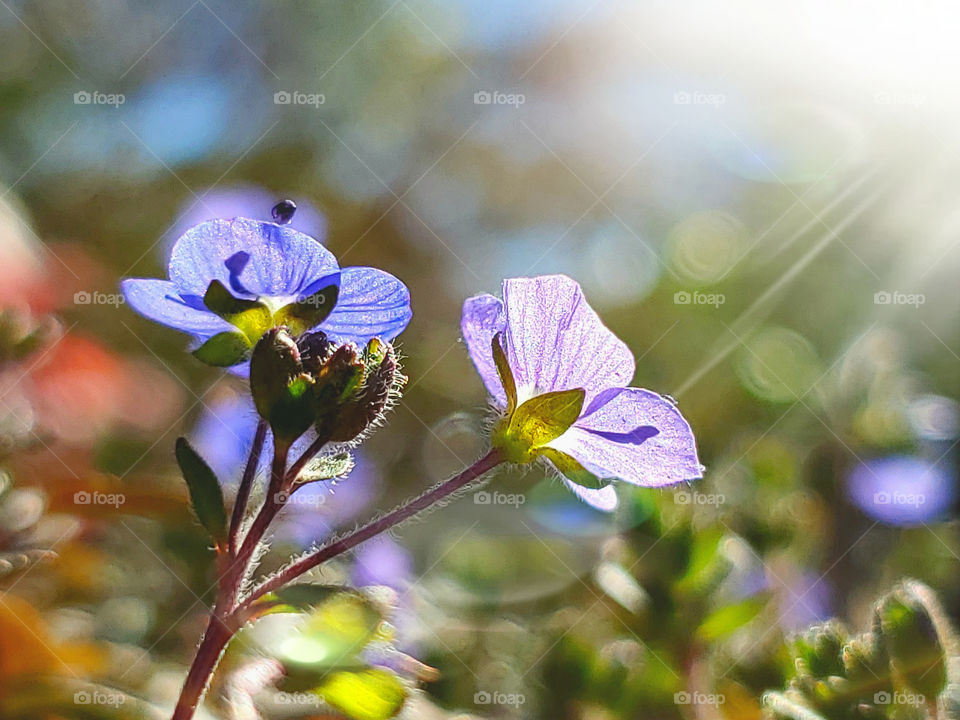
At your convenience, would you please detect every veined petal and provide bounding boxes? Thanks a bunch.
[319,266,412,345]
[460,293,508,406]
[560,477,618,511]
[502,275,634,405]
[121,278,234,335]
[168,218,340,299]
[547,387,703,487]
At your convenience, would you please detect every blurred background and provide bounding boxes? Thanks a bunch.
[0,0,957,718]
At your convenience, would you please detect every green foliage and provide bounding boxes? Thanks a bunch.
[764,579,958,720]
[174,437,227,549]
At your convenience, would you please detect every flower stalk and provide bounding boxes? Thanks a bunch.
[169,442,503,720]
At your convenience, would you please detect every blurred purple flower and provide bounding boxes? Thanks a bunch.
[846,455,955,526]
[190,393,379,548]
[461,274,702,511]
[122,217,411,366]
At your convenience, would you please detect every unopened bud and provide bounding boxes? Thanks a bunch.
[330,340,405,442]
[250,328,315,443]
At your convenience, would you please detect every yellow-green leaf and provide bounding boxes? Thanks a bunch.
[318,668,407,720]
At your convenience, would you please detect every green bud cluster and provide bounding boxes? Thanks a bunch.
[249,328,405,447]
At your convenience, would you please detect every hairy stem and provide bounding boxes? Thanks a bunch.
[169,612,233,720]
[170,444,503,720]
[229,420,267,556]
[241,448,504,609]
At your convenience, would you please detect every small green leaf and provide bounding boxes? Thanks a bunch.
[697,596,766,641]
[275,284,339,336]
[174,437,227,548]
[492,332,517,413]
[192,331,251,367]
[540,447,605,489]
[493,387,585,464]
[317,668,407,720]
[297,453,355,485]
[202,280,273,342]
[265,586,388,669]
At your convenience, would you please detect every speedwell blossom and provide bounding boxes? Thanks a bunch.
[121,216,411,367]
[462,274,702,510]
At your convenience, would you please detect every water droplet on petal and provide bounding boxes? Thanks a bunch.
[271,199,297,225]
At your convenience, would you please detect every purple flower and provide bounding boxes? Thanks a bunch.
[461,274,702,510]
[846,455,954,526]
[122,217,411,367]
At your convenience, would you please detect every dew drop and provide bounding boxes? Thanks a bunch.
[271,199,297,225]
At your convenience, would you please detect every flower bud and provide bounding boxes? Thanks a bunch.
[310,343,366,436]
[329,339,405,442]
[249,328,316,444]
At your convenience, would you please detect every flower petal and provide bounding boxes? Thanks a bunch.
[122,278,234,334]
[319,266,412,345]
[460,293,508,406]
[168,218,340,299]
[547,387,703,486]
[502,275,634,405]
[561,478,618,511]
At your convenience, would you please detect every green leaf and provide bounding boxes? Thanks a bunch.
[493,387,585,464]
[317,668,407,720]
[174,437,227,548]
[540,448,605,489]
[697,596,766,641]
[202,280,273,342]
[492,332,517,413]
[275,284,339,336]
[270,587,388,669]
[192,331,251,367]
[297,452,355,485]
